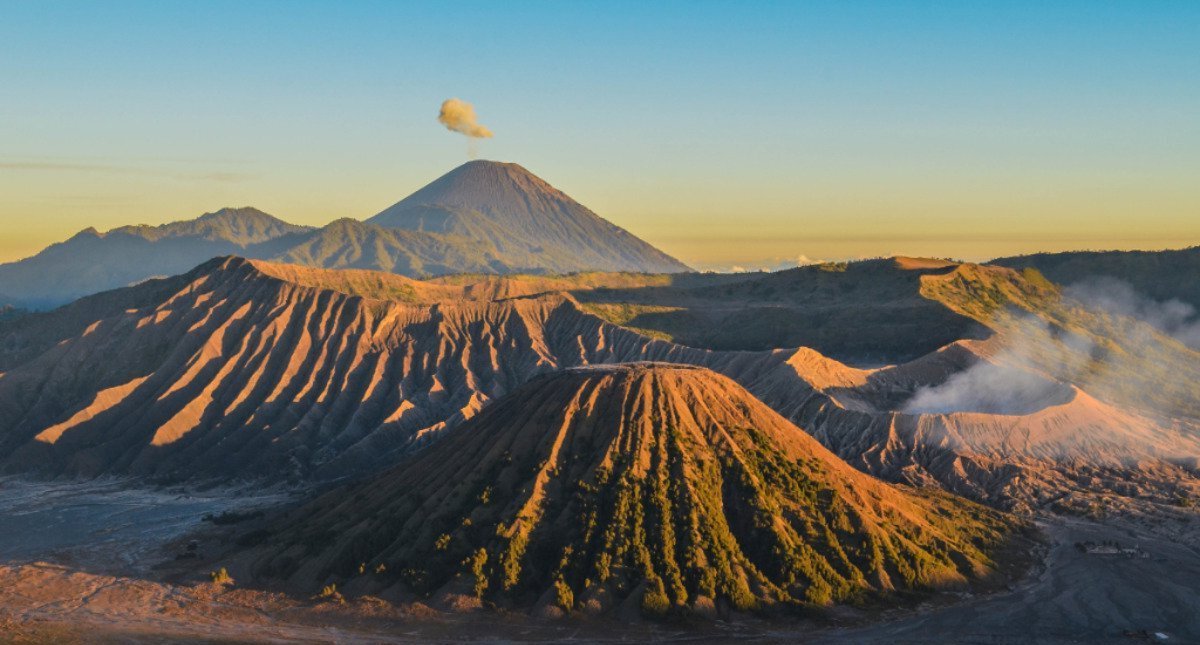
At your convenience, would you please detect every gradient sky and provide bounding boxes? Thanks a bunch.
[1,1,1197,270]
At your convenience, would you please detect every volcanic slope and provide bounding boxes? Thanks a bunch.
[569,257,985,363]
[247,364,1021,616]
[0,256,1194,511]
[367,160,690,275]
[0,257,778,481]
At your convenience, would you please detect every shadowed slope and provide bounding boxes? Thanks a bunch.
[991,246,1200,309]
[248,364,1019,615]
[572,258,988,363]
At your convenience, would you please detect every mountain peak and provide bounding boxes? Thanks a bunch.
[367,161,690,274]
[196,206,275,221]
[386,159,569,214]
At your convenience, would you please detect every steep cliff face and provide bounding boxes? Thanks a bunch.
[247,364,1019,615]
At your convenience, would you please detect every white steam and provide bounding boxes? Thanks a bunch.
[902,359,1067,415]
[1064,277,1200,350]
[903,277,1200,420]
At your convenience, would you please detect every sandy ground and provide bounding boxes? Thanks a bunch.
[803,515,1200,644]
[0,479,1198,643]
[0,478,288,575]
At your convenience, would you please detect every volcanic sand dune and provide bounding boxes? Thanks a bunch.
[245,363,1022,617]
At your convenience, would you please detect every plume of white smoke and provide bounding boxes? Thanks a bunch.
[1064,277,1200,350]
[903,277,1200,424]
[901,357,1068,415]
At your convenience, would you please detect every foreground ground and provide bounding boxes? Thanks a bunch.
[0,480,1197,644]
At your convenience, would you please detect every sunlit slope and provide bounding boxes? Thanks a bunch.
[248,364,1020,614]
[0,258,794,481]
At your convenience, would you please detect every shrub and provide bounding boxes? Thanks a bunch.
[316,583,344,603]
[553,576,574,612]
[641,576,670,616]
[209,567,234,586]
[469,548,489,598]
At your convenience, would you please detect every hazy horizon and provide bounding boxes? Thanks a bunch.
[2,1,1198,268]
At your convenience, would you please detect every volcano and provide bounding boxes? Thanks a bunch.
[0,162,687,309]
[248,363,1019,615]
[367,160,690,275]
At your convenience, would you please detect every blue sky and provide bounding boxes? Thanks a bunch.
[1,1,1197,268]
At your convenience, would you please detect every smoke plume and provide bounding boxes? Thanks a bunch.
[1064,277,1200,350]
[438,98,493,139]
[903,277,1200,424]
[902,356,1066,415]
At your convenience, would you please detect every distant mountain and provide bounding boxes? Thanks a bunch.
[367,160,690,274]
[245,363,1020,614]
[990,246,1200,308]
[0,161,687,309]
[0,208,311,308]
[270,218,509,276]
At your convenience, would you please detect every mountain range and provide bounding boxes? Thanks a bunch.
[0,161,688,309]
[1,156,1198,625]
[1,254,1195,515]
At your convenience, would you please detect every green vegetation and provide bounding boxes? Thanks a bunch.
[268,424,1013,616]
[209,567,234,586]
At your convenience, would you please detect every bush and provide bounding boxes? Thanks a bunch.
[316,583,345,603]
[641,576,670,616]
[553,576,574,612]
[209,567,234,586]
